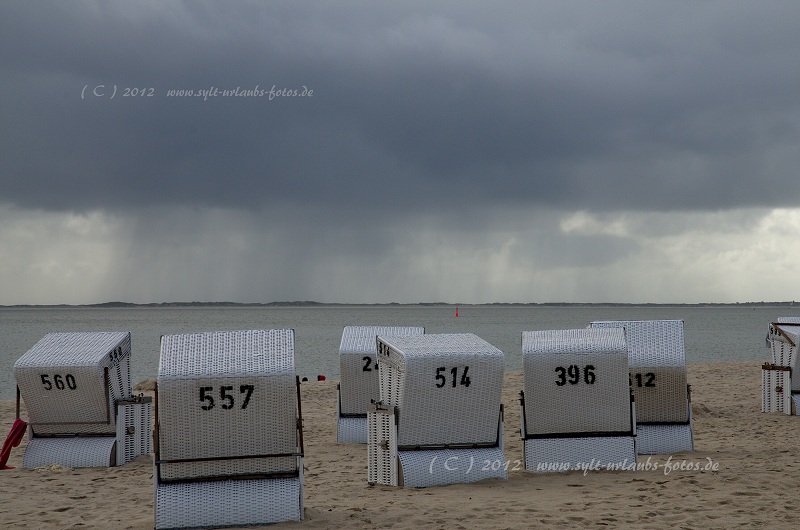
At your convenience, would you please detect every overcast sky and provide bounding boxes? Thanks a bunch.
[1,1,799,305]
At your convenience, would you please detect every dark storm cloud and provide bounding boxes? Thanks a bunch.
[2,1,800,218]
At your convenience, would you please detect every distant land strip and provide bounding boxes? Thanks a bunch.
[1,301,798,309]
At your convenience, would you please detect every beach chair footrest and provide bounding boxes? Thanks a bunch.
[524,436,636,473]
[397,445,508,487]
[154,477,303,529]
[337,415,368,444]
[22,436,117,468]
[636,423,694,454]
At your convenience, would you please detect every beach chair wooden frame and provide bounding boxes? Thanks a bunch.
[590,320,694,454]
[337,326,424,444]
[367,333,507,487]
[520,328,637,472]
[13,332,152,468]
[153,329,304,529]
[764,318,800,415]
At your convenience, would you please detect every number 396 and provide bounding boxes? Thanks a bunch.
[555,365,596,386]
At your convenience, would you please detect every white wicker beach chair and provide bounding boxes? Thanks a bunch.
[368,333,506,488]
[763,318,800,415]
[154,329,304,529]
[13,332,152,468]
[590,320,693,454]
[520,328,637,472]
[337,325,424,443]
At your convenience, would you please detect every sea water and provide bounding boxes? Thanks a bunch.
[1,304,797,400]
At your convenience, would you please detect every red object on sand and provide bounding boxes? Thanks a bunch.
[0,418,27,470]
[455,306,459,317]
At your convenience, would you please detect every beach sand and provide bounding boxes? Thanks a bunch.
[2,362,799,529]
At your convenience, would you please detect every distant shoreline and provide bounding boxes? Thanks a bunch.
[1,301,797,309]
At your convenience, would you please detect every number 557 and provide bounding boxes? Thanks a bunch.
[199,385,255,411]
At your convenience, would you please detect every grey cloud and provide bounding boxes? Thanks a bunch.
[2,1,800,221]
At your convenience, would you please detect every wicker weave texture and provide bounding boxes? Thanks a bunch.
[590,320,689,423]
[339,326,424,416]
[337,416,368,444]
[636,423,694,454]
[117,400,153,465]
[14,332,132,435]
[522,329,631,434]
[23,436,116,468]
[770,321,800,392]
[367,408,398,486]
[376,333,504,447]
[398,444,507,488]
[159,329,295,377]
[770,338,796,368]
[154,477,302,529]
[368,405,506,488]
[762,367,792,414]
[524,436,636,473]
[157,330,299,481]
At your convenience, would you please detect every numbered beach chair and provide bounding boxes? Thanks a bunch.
[590,320,694,454]
[154,329,304,529]
[12,332,152,468]
[763,317,800,415]
[337,325,424,443]
[520,328,636,472]
[368,333,506,488]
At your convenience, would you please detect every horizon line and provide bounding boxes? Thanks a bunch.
[1,300,798,309]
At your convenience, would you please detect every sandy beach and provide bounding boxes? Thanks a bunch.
[2,361,799,529]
